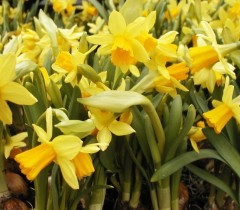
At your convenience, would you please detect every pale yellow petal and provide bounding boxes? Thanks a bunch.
[87,34,114,45]
[97,127,111,150]
[46,107,53,141]
[0,100,12,124]
[109,11,126,35]
[131,39,149,62]
[56,157,79,189]
[52,135,82,159]
[190,139,200,153]
[109,120,135,136]
[0,53,16,86]
[159,31,178,44]
[79,144,101,153]
[1,82,37,105]
[32,124,49,142]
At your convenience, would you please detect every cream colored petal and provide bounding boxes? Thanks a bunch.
[200,21,216,43]
[109,120,135,136]
[56,157,79,189]
[32,124,49,142]
[109,11,126,35]
[0,53,16,86]
[97,127,111,151]
[0,100,12,124]
[131,39,149,62]
[1,82,37,105]
[52,135,82,159]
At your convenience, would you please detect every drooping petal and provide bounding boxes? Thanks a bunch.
[0,100,12,125]
[97,127,112,150]
[109,120,135,136]
[79,143,101,153]
[56,157,79,189]
[108,11,126,35]
[52,135,82,159]
[1,82,37,105]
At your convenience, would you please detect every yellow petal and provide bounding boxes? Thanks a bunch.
[109,11,126,35]
[52,135,82,159]
[0,53,16,86]
[1,82,37,105]
[97,127,112,151]
[109,120,135,136]
[56,157,79,189]
[32,124,49,142]
[131,39,149,62]
[0,99,12,124]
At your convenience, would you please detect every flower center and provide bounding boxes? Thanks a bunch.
[111,47,136,66]
[54,51,75,72]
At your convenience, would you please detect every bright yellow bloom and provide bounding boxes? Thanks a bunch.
[15,107,99,189]
[88,107,135,151]
[80,0,98,21]
[87,10,150,75]
[203,77,240,134]
[0,53,37,124]
[51,0,76,15]
[4,132,27,159]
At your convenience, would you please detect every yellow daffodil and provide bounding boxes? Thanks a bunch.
[203,77,240,134]
[88,107,135,151]
[51,0,76,15]
[188,121,206,153]
[87,10,150,75]
[0,53,37,124]
[4,132,27,159]
[15,107,100,189]
[189,21,239,92]
[79,0,98,21]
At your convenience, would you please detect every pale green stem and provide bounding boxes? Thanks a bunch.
[44,0,50,13]
[150,188,159,210]
[122,151,132,202]
[89,162,107,210]
[142,101,165,155]
[0,123,10,202]
[159,182,171,210]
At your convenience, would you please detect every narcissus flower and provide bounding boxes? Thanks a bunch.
[4,132,27,159]
[15,107,100,189]
[0,53,37,124]
[203,77,240,134]
[88,107,135,151]
[87,10,151,75]
[188,121,206,153]
[51,0,76,15]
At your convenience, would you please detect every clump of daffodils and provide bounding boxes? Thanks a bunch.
[1,0,240,210]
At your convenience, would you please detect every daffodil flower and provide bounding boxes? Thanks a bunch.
[88,107,135,151]
[203,77,240,134]
[15,107,100,189]
[50,0,76,15]
[87,10,150,75]
[189,21,239,92]
[4,132,27,159]
[0,53,37,124]
[188,121,206,153]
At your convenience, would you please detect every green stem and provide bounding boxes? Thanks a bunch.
[0,123,9,202]
[122,151,132,202]
[159,182,171,210]
[142,101,165,155]
[44,0,50,13]
[150,187,159,210]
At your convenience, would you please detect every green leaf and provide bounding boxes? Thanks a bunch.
[151,149,225,182]
[203,127,240,178]
[186,164,238,204]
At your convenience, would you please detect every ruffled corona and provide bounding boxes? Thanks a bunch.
[203,103,233,134]
[73,153,95,180]
[15,143,56,180]
[189,45,219,73]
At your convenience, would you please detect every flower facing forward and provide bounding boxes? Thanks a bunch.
[88,107,135,151]
[87,10,151,75]
[15,107,100,189]
[0,53,37,124]
[203,77,240,134]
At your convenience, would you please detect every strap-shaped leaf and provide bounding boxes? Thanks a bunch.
[151,149,225,182]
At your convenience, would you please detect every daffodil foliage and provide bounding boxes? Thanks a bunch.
[1,0,240,210]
